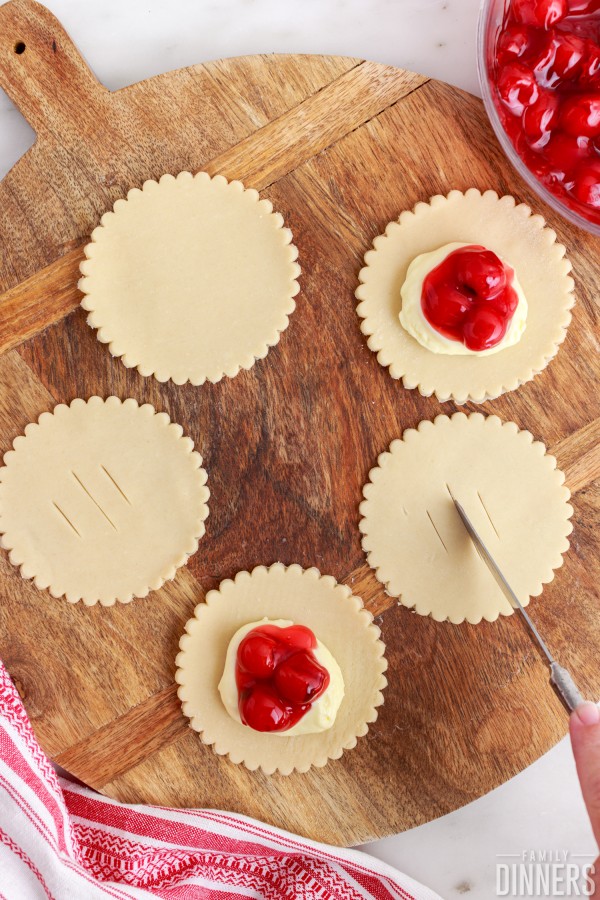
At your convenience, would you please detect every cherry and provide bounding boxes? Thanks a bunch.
[493,284,520,318]
[422,285,471,329]
[545,33,587,85]
[238,633,278,679]
[511,0,568,28]
[528,32,559,76]
[240,684,291,732]
[274,651,328,705]
[544,131,591,182]
[561,94,600,137]
[270,624,315,652]
[571,159,600,206]
[454,248,507,299]
[496,24,538,65]
[497,63,540,115]
[567,0,600,13]
[462,308,507,352]
[575,39,600,87]
[522,90,561,145]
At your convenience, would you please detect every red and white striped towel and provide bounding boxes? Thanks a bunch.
[0,661,440,900]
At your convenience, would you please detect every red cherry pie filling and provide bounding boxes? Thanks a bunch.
[235,624,330,733]
[491,0,600,224]
[421,244,520,352]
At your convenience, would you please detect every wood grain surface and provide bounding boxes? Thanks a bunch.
[0,0,599,846]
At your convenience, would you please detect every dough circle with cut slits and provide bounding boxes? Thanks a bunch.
[0,397,209,605]
[359,413,573,624]
[79,171,301,385]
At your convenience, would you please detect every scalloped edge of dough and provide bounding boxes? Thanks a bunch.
[175,563,387,775]
[359,412,573,625]
[355,189,575,404]
[79,171,301,386]
[0,396,210,606]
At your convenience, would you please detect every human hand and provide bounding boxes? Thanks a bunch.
[570,702,600,894]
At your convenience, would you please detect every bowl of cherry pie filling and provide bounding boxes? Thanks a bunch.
[479,0,600,234]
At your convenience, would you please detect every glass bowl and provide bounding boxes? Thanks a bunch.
[477,0,600,237]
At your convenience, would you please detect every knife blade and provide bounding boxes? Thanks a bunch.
[452,495,584,714]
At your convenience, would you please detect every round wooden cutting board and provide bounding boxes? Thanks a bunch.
[0,0,599,847]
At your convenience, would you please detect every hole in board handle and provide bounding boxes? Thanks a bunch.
[14,42,26,54]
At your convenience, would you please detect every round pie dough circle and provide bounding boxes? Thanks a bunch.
[175,563,387,774]
[359,413,573,625]
[355,189,575,403]
[0,397,209,605]
[79,171,301,385]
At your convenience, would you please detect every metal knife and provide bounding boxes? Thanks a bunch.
[452,496,584,714]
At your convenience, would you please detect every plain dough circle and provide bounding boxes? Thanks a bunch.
[79,171,301,385]
[0,397,209,605]
[355,189,575,404]
[175,563,387,774]
[359,413,573,625]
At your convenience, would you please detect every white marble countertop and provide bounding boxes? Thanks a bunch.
[0,2,597,898]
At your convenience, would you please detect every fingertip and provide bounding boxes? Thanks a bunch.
[572,701,600,728]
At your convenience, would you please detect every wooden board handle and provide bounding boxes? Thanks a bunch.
[0,0,107,133]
